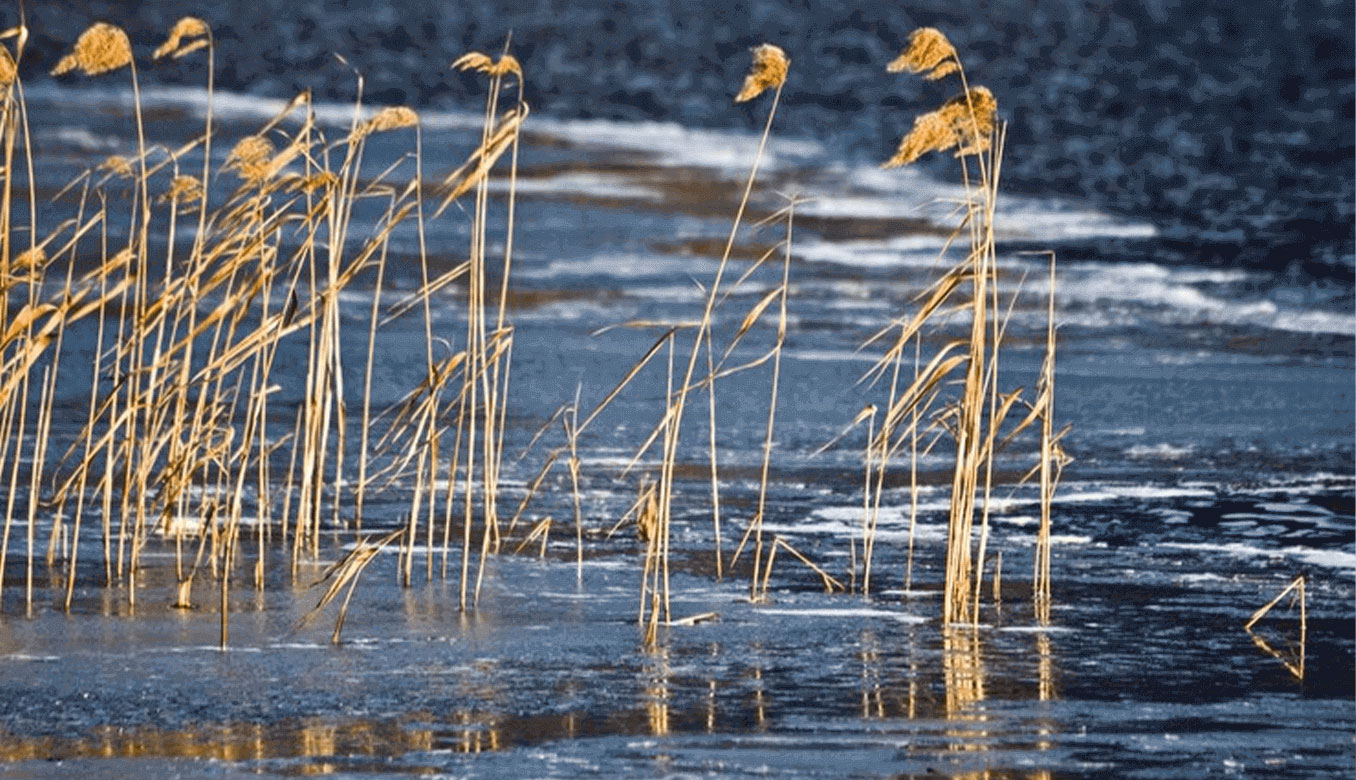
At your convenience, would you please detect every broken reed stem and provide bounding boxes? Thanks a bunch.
[773,536,844,593]
[1245,574,1307,680]
[1244,574,1306,632]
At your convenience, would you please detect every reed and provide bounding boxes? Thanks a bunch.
[660,43,787,614]
[873,26,1066,625]
[0,18,530,646]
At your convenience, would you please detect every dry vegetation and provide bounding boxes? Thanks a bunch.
[0,17,1070,648]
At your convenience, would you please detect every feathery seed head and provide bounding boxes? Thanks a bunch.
[286,171,339,195]
[356,106,419,139]
[883,86,997,168]
[161,175,203,205]
[14,246,47,271]
[52,22,133,77]
[939,86,996,156]
[228,135,275,181]
[734,44,789,103]
[99,154,135,178]
[453,52,522,78]
[0,46,15,87]
[154,17,210,60]
[883,111,953,168]
[887,27,958,80]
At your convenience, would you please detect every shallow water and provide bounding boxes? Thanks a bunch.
[1,6,1354,778]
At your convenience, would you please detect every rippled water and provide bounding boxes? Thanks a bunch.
[22,0,1356,279]
[1,4,1353,778]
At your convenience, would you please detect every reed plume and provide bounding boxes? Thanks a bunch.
[160,174,203,205]
[452,52,522,78]
[355,106,419,138]
[97,154,134,179]
[153,17,210,60]
[0,44,15,87]
[51,22,133,77]
[883,86,997,168]
[735,44,789,102]
[226,134,276,181]
[887,27,959,80]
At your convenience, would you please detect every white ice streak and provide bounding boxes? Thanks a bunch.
[757,607,927,623]
[1162,541,1356,573]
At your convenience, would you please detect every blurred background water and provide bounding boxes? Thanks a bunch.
[30,0,1356,280]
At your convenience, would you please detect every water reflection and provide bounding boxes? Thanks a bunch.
[859,629,884,720]
[643,645,671,736]
[0,623,1072,778]
[943,627,986,721]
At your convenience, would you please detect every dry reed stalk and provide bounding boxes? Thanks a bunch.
[993,550,1002,602]
[968,256,1030,623]
[904,333,921,592]
[855,404,875,592]
[877,28,1021,625]
[653,43,786,622]
[863,325,906,598]
[1034,252,1058,622]
[640,337,676,646]
[564,401,585,580]
[749,199,796,602]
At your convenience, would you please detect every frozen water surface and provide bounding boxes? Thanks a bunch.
[1,2,1353,777]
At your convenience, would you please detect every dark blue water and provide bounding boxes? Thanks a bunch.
[26,0,1356,280]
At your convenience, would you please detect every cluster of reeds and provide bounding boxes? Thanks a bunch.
[0,18,528,644]
[0,16,1074,649]
[500,31,1070,639]
[856,27,1069,625]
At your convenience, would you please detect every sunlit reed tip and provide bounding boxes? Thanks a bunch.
[160,174,203,205]
[734,44,789,103]
[887,27,959,81]
[98,154,135,178]
[355,106,419,139]
[883,86,996,168]
[452,51,522,78]
[13,246,46,272]
[52,22,133,77]
[0,46,15,87]
[227,135,276,181]
[154,17,211,60]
